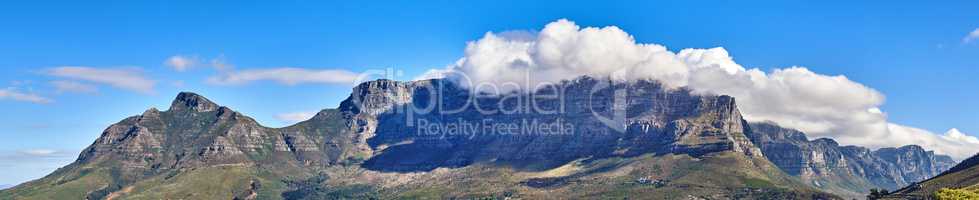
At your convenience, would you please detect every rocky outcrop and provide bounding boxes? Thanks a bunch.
[874,146,956,185]
[747,122,956,194]
[340,78,763,171]
[885,154,979,199]
[74,92,357,185]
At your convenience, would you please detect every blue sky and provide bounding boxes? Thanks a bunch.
[0,0,977,185]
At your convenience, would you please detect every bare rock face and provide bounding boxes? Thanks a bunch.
[873,146,956,186]
[75,92,349,184]
[338,78,764,172]
[884,154,979,199]
[746,122,956,194]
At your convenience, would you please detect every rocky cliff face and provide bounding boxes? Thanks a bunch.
[71,92,362,187]
[746,122,956,195]
[344,78,764,171]
[884,154,979,199]
[77,93,265,180]
[874,146,956,185]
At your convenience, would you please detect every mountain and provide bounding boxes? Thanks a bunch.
[0,78,842,199]
[882,154,979,199]
[746,122,956,198]
[0,185,10,190]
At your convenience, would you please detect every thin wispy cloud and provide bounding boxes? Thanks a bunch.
[208,67,361,86]
[18,149,59,157]
[0,88,52,104]
[50,80,98,94]
[44,67,156,94]
[165,55,198,72]
[165,54,235,72]
[963,28,979,44]
[210,55,233,71]
[275,111,317,124]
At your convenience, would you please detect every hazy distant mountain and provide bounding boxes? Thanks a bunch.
[746,122,956,198]
[882,154,979,199]
[10,77,936,199]
[0,185,11,190]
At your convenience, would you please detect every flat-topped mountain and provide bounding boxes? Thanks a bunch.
[0,77,954,199]
[354,78,763,172]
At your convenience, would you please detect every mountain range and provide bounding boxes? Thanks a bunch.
[0,77,962,199]
[882,153,979,199]
[748,122,955,198]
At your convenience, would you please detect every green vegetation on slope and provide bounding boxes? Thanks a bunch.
[934,186,979,200]
[0,164,114,200]
[2,152,839,199]
[0,164,291,200]
[115,165,288,200]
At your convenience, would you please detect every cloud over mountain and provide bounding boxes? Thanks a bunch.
[429,19,979,159]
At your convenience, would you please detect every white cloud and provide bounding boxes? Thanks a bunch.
[18,149,58,157]
[275,111,316,124]
[165,55,198,71]
[884,125,979,159]
[45,66,156,94]
[0,88,52,104]
[208,67,361,86]
[415,68,455,81]
[435,19,979,160]
[962,28,979,44]
[50,80,98,94]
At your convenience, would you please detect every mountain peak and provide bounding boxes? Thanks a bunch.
[169,92,219,112]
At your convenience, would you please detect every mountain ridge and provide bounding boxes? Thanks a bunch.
[0,77,952,199]
[746,122,956,198]
[882,153,979,199]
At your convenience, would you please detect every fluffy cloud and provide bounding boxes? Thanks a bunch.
[208,67,361,86]
[0,88,52,104]
[275,111,316,124]
[165,55,198,71]
[50,80,98,94]
[433,19,979,159]
[963,28,979,44]
[45,67,155,94]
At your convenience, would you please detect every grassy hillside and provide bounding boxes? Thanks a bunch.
[280,152,838,199]
[2,152,839,199]
[0,164,291,200]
